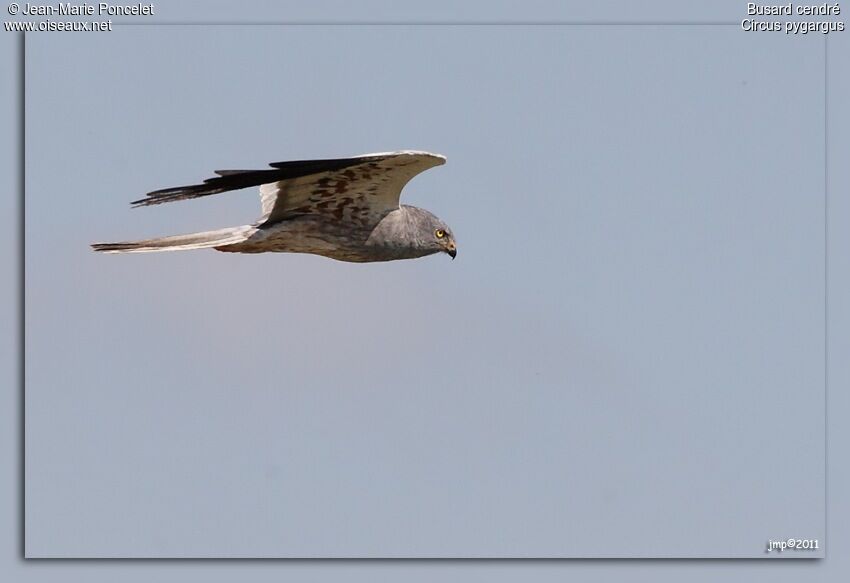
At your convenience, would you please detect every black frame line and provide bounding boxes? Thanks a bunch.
[16,23,829,561]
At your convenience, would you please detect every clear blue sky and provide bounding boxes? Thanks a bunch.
[16,2,830,565]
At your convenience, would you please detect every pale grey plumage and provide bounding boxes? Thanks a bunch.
[92,151,458,262]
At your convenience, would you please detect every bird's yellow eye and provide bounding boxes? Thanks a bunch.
[435,229,446,239]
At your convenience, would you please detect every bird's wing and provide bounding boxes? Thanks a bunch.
[132,151,446,226]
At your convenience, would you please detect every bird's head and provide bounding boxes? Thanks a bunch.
[368,205,457,260]
[434,226,457,259]
[409,206,457,259]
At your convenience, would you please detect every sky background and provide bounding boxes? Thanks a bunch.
[21,22,828,559]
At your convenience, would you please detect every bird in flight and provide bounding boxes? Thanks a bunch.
[92,150,457,263]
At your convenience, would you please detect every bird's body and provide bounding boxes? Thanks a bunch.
[92,151,458,263]
[218,205,447,262]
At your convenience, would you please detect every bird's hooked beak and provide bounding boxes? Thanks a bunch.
[445,241,457,260]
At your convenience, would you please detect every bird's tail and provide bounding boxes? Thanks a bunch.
[91,225,254,254]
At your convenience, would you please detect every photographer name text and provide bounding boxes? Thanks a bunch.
[16,2,153,16]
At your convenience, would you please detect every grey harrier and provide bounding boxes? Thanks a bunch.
[92,150,457,263]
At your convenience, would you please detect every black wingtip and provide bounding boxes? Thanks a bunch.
[127,156,379,209]
[130,185,228,208]
[91,242,132,252]
[130,195,178,208]
[213,169,254,177]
